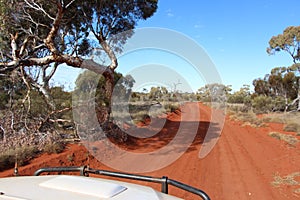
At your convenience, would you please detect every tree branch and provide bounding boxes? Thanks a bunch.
[91,29,118,70]
[0,54,113,79]
[19,36,31,57]
[65,0,76,9]
[10,33,18,60]
[24,0,56,21]
[44,1,63,55]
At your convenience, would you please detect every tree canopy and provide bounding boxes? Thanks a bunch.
[0,0,158,147]
[267,26,300,111]
[0,0,158,72]
[0,0,157,120]
[267,26,300,64]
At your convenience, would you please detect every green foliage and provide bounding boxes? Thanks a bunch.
[228,85,251,104]
[251,95,273,113]
[0,79,9,109]
[149,86,169,101]
[74,70,135,107]
[227,103,251,113]
[51,86,72,108]
[197,83,230,103]
[0,0,158,155]
[252,65,300,112]
[29,90,49,117]
[267,26,300,62]
[263,26,300,111]
[164,102,180,113]
[253,67,298,100]
[0,0,158,60]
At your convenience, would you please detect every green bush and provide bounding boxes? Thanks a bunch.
[272,96,286,111]
[251,95,273,113]
[164,102,180,113]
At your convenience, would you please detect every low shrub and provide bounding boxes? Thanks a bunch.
[0,145,39,171]
[283,122,300,133]
[272,172,300,187]
[164,102,180,113]
[229,111,265,127]
[269,132,299,145]
[251,95,273,114]
[262,116,286,124]
[44,142,65,154]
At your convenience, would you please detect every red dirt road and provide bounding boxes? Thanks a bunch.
[1,102,300,199]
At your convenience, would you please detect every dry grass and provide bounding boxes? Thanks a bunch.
[295,188,300,194]
[272,172,300,194]
[229,111,265,128]
[0,142,66,172]
[0,146,39,171]
[284,122,300,133]
[261,116,286,124]
[272,172,300,187]
[263,112,300,124]
[269,132,299,145]
[44,142,65,154]
[112,101,180,125]
[228,108,300,133]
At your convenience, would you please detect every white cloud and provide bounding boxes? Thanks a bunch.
[166,9,174,17]
[194,24,203,29]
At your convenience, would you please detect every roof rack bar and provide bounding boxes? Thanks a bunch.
[87,168,164,183]
[34,166,210,200]
[161,176,169,194]
[167,179,210,200]
[33,166,87,176]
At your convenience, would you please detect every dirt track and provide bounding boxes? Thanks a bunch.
[1,102,300,199]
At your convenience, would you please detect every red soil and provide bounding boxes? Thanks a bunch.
[1,102,300,200]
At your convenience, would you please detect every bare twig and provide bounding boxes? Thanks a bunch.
[65,0,76,9]
[0,124,5,142]
[19,67,31,130]
[24,0,55,20]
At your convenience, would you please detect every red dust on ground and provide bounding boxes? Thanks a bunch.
[1,102,300,200]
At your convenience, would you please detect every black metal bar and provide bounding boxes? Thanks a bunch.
[86,168,165,184]
[33,166,210,200]
[33,166,86,176]
[161,176,168,194]
[167,179,210,200]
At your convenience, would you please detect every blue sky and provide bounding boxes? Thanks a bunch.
[130,0,299,91]
[53,0,299,92]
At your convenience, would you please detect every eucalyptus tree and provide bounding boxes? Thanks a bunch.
[0,0,158,123]
[267,26,300,110]
[197,83,230,103]
[253,66,298,112]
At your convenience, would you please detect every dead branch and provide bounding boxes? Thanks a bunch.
[48,119,72,123]
[37,107,72,131]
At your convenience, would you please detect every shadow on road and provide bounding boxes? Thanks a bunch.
[120,117,221,154]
